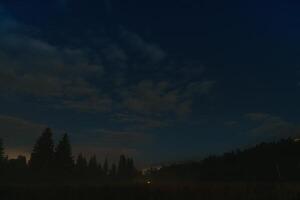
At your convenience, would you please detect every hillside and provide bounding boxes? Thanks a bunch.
[149,138,300,182]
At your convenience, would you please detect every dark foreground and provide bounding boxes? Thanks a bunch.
[1,182,300,200]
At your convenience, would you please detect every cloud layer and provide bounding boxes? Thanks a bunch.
[0,6,215,164]
[0,11,215,121]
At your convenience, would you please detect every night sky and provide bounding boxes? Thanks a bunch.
[0,0,300,166]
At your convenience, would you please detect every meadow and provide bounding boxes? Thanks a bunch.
[1,182,300,200]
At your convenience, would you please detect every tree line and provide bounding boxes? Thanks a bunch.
[0,128,138,183]
[3,128,300,184]
[149,138,300,182]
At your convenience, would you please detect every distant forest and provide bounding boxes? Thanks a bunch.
[149,138,300,182]
[1,128,300,185]
[0,128,138,184]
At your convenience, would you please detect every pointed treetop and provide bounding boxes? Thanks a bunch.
[54,133,74,171]
[29,127,55,171]
[0,138,4,162]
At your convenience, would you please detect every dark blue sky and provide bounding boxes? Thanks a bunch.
[0,0,300,166]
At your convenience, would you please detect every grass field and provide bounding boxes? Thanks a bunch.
[1,182,300,200]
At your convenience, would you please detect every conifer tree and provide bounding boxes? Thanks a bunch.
[103,157,109,175]
[0,139,5,172]
[88,155,98,171]
[98,162,102,173]
[127,158,136,177]
[0,139,4,163]
[29,128,54,171]
[54,133,74,172]
[118,155,127,177]
[76,154,88,174]
[110,163,117,177]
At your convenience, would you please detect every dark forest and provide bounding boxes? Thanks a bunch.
[2,128,300,199]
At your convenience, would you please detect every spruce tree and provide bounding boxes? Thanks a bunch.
[29,128,54,171]
[103,157,109,175]
[0,139,5,173]
[88,155,97,169]
[76,154,88,175]
[98,162,103,173]
[0,139,4,163]
[54,133,74,172]
[110,163,117,177]
[127,158,136,177]
[118,155,127,177]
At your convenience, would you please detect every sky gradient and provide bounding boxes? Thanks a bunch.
[0,0,300,166]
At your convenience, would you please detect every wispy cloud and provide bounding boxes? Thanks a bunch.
[112,113,169,130]
[0,8,216,142]
[244,113,300,139]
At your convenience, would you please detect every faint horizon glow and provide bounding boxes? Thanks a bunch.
[6,148,30,160]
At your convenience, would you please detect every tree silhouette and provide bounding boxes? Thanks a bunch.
[54,133,74,173]
[110,163,117,177]
[88,155,98,170]
[152,138,300,182]
[29,128,54,172]
[127,158,137,177]
[4,125,300,186]
[0,139,4,163]
[103,157,109,175]
[8,155,27,172]
[0,127,140,185]
[117,155,126,178]
[98,161,103,174]
[75,153,88,176]
[0,139,5,175]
